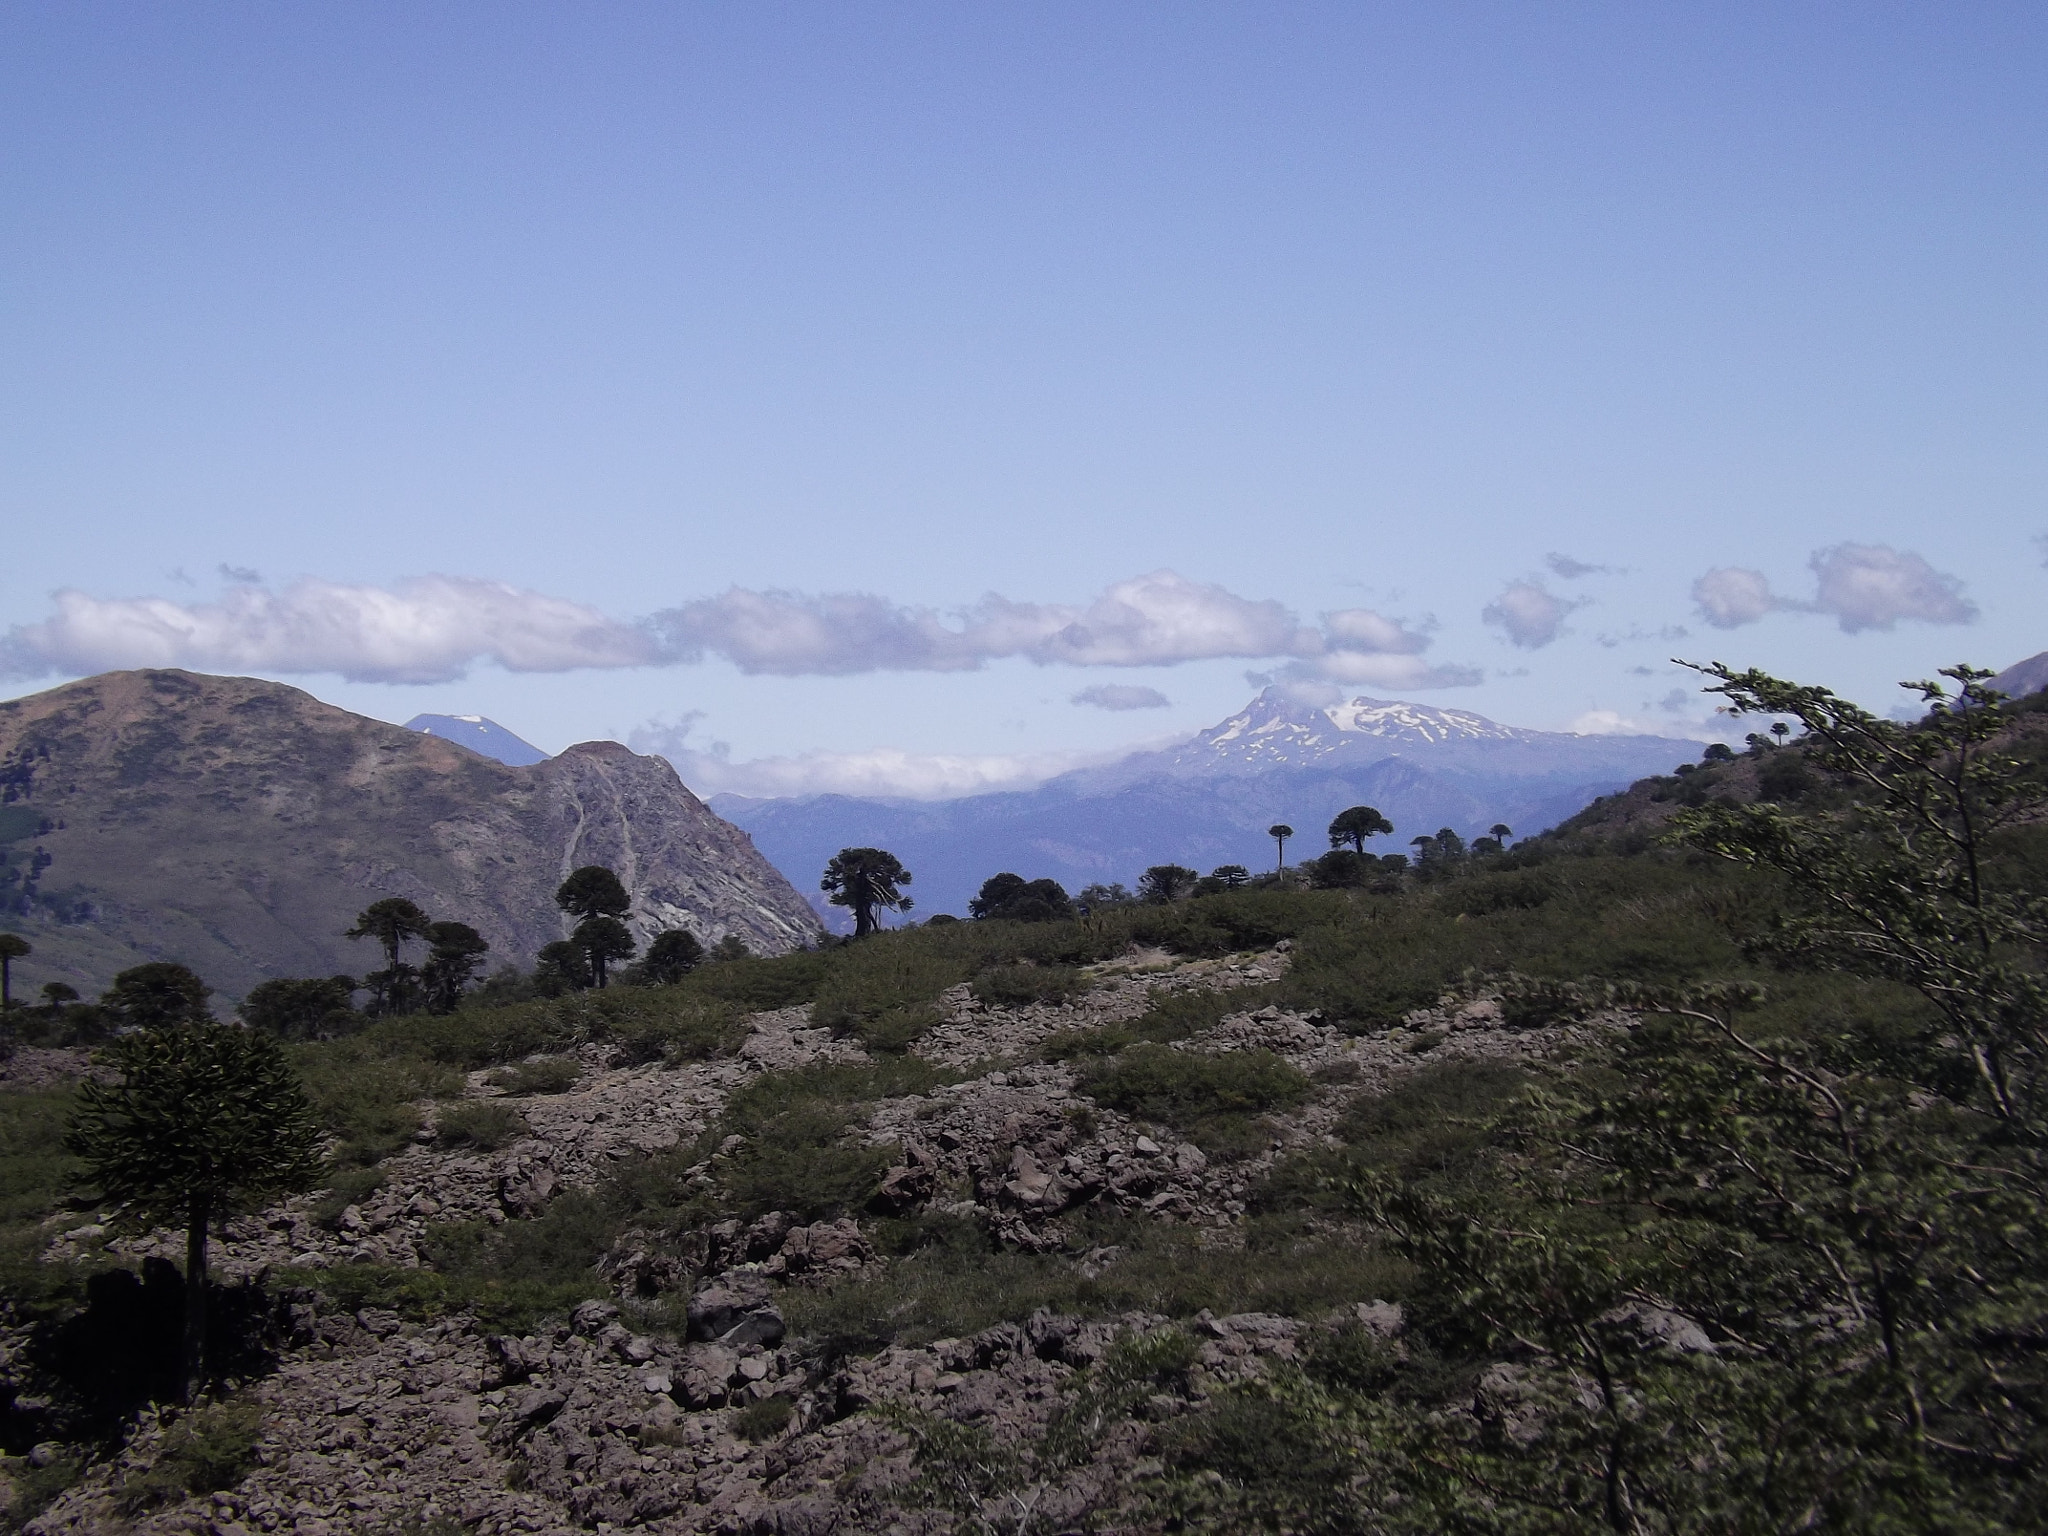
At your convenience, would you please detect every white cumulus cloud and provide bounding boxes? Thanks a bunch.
[1689,544,1976,634]
[1072,684,1171,711]
[1693,566,1781,629]
[1483,580,1582,649]
[1808,543,1977,632]
[1,576,659,684]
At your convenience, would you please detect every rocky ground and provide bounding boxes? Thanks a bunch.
[8,944,1589,1535]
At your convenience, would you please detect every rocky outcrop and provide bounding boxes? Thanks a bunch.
[0,669,820,998]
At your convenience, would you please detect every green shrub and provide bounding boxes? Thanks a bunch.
[1041,983,1277,1062]
[486,1056,581,1096]
[811,938,967,1048]
[309,1166,385,1229]
[1075,1045,1309,1153]
[114,1397,263,1513]
[3,1447,83,1528]
[970,964,1083,1008]
[732,1395,797,1442]
[435,1100,528,1151]
[291,1045,461,1166]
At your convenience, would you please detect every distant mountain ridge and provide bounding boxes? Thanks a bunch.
[712,688,1703,923]
[405,713,549,766]
[0,670,819,999]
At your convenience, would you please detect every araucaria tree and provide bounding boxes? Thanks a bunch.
[345,897,432,1014]
[821,847,913,937]
[421,921,490,1012]
[556,866,636,987]
[1327,805,1393,855]
[66,1003,323,1402]
[1267,823,1293,872]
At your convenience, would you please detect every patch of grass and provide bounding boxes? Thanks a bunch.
[1042,984,1277,1062]
[0,1086,79,1230]
[485,1056,581,1096]
[113,1397,263,1514]
[309,1166,385,1230]
[1256,1058,1535,1212]
[969,964,1083,1008]
[1075,1045,1310,1153]
[434,1100,528,1151]
[784,1213,1406,1358]
[3,1448,84,1530]
[291,1042,462,1167]
[812,938,966,1051]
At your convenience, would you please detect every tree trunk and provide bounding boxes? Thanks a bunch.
[182,1194,210,1404]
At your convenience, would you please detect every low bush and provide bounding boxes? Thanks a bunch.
[114,1397,264,1513]
[969,964,1082,1008]
[1041,983,1276,1062]
[811,938,967,1049]
[435,1100,528,1151]
[1075,1045,1310,1153]
[732,1395,797,1442]
[291,1045,462,1167]
[486,1056,581,1096]
[309,1166,385,1229]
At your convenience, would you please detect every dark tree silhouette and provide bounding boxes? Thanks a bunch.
[709,935,751,962]
[970,873,1072,922]
[102,962,212,1029]
[643,930,705,984]
[1490,822,1513,844]
[534,940,590,996]
[1211,865,1252,889]
[66,1012,322,1401]
[0,932,26,1009]
[238,976,357,1040]
[422,922,490,1012]
[1268,823,1294,872]
[556,865,631,921]
[346,898,432,1014]
[821,848,913,937]
[573,915,636,988]
[1328,806,1394,856]
[1138,864,1199,903]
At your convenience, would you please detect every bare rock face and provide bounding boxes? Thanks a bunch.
[0,669,821,997]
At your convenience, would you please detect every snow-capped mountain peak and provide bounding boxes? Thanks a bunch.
[1173,686,1689,776]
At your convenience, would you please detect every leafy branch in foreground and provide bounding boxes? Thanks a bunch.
[1153,664,2048,1534]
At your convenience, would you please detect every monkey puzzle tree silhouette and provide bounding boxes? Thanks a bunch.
[821,848,913,937]
[643,929,705,984]
[422,921,490,1012]
[66,1012,322,1402]
[102,962,213,1029]
[345,898,432,1014]
[1327,806,1394,856]
[1268,824,1294,872]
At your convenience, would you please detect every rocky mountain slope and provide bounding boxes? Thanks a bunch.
[716,688,1702,918]
[0,671,820,1000]
[10,944,1571,1535]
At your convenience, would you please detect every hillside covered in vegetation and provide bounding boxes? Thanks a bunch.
[1,664,2044,1534]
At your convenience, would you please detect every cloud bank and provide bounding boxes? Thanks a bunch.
[1693,544,1977,633]
[1,576,659,685]
[4,568,1479,688]
[630,718,1129,801]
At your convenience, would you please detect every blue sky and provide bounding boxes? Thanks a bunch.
[4,3,2044,796]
